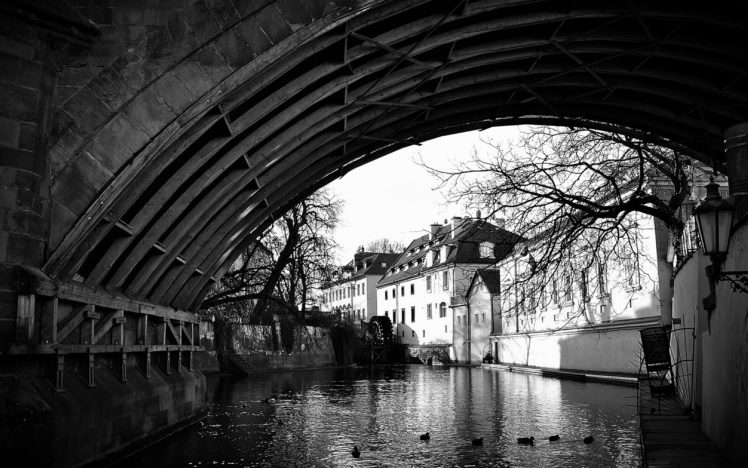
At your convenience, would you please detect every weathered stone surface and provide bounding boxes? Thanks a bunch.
[277,0,314,30]
[62,87,113,136]
[214,30,254,70]
[233,17,272,57]
[0,367,207,467]
[124,87,177,138]
[195,44,234,83]
[254,4,293,44]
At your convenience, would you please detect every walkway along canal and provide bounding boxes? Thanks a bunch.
[114,365,641,467]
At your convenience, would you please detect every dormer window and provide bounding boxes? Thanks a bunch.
[479,241,495,258]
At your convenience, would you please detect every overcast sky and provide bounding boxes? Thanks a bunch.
[327,126,523,263]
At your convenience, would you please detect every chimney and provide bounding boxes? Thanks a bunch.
[451,216,463,239]
[429,222,440,240]
[476,209,482,219]
[494,217,505,229]
[426,250,434,267]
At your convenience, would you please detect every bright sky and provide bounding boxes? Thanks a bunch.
[327,126,524,263]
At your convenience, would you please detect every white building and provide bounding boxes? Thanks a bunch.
[484,210,669,372]
[321,249,399,322]
[375,215,521,357]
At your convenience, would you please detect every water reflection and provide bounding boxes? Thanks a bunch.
[115,365,641,467]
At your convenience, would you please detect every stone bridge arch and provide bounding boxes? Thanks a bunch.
[3,0,748,315]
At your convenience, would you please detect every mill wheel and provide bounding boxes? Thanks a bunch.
[366,316,393,344]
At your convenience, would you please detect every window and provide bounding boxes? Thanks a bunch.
[392,288,396,297]
[439,302,447,318]
[357,284,361,296]
[426,304,432,319]
[422,330,425,337]
[363,308,366,317]
[401,286,405,296]
[362,284,365,295]
[457,316,461,325]
[580,271,589,302]
[426,276,432,292]
[385,290,388,300]
[551,280,558,303]
[442,271,449,290]
[597,264,607,297]
[401,308,405,324]
[444,325,447,332]
[411,306,415,322]
[479,241,495,258]
[474,313,479,323]
[385,310,389,320]
[553,314,559,321]
[624,257,641,289]
[412,330,415,337]
[481,313,485,323]
[563,273,573,303]
[410,284,415,295]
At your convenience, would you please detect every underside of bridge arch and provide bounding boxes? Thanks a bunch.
[9,0,748,311]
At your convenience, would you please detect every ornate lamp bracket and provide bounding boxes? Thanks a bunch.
[715,271,748,294]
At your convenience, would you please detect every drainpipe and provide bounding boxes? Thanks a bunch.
[726,122,748,216]
[466,299,471,364]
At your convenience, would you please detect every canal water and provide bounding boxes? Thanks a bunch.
[115,365,641,467]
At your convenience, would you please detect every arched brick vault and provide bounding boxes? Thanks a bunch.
[40,0,748,311]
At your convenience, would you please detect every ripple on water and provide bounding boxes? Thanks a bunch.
[114,365,641,467]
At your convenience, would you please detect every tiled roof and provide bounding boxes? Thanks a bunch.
[326,252,400,287]
[472,269,502,296]
[377,219,522,287]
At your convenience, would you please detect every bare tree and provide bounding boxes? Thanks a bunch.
[422,125,709,328]
[365,238,406,253]
[199,188,342,360]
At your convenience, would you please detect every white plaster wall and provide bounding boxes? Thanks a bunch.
[492,320,658,373]
[697,222,748,466]
[453,282,493,363]
[376,268,456,345]
[495,213,663,335]
[670,253,708,412]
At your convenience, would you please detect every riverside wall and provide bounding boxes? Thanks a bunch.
[0,356,206,467]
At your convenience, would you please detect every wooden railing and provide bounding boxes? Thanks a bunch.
[6,267,202,391]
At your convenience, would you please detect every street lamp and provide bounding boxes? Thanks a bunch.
[693,178,748,312]
[694,178,734,257]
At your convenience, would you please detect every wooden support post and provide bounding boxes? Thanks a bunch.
[137,314,149,345]
[145,349,151,379]
[15,293,36,343]
[114,313,126,345]
[165,351,171,375]
[87,352,95,387]
[120,350,127,383]
[41,297,58,344]
[56,353,64,392]
[188,351,193,372]
[176,350,182,373]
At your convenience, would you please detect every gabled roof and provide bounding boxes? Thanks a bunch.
[468,269,502,297]
[377,218,522,287]
[325,252,400,287]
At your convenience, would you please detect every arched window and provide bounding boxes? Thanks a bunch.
[439,302,447,318]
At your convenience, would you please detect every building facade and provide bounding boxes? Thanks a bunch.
[484,210,668,372]
[320,249,399,322]
[375,215,521,357]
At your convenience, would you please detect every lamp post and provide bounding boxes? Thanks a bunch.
[693,178,747,312]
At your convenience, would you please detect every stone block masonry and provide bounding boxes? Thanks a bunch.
[0,359,206,467]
